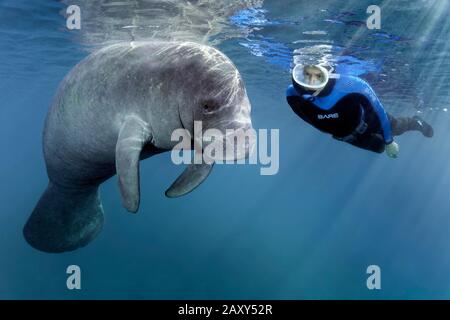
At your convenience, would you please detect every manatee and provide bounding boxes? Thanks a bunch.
[24,41,254,253]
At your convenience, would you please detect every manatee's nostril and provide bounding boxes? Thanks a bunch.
[226,120,253,132]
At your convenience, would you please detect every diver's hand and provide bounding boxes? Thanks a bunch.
[385,141,399,158]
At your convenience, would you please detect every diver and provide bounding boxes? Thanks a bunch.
[286,65,433,158]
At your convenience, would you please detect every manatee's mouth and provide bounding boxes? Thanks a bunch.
[198,123,255,162]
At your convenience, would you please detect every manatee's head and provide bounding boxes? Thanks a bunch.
[174,43,255,161]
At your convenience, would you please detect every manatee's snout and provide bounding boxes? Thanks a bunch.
[199,89,254,162]
[217,97,255,161]
[202,120,255,162]
[227,121,255,160]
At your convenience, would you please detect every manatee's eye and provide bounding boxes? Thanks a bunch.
[202,100,217,113]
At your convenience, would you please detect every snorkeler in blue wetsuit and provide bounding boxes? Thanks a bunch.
[286,65,433,158]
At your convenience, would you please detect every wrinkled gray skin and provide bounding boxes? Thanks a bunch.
[24,41,254,253]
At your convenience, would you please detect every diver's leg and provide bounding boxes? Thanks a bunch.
[388,114,433,137]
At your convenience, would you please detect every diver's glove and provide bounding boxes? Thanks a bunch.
[385,141,399,158]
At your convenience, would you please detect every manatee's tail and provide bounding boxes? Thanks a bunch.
[24,182,104,253]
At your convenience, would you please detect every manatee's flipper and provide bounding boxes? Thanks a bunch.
[116,116,151,213]
[165,163,214,198]
[23,183,103,253]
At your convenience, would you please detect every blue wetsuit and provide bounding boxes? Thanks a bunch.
[286,74,395,153]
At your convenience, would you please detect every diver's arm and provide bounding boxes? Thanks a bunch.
[286,85,298,98]
[356,78,394,144]
[286,85,314,125]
